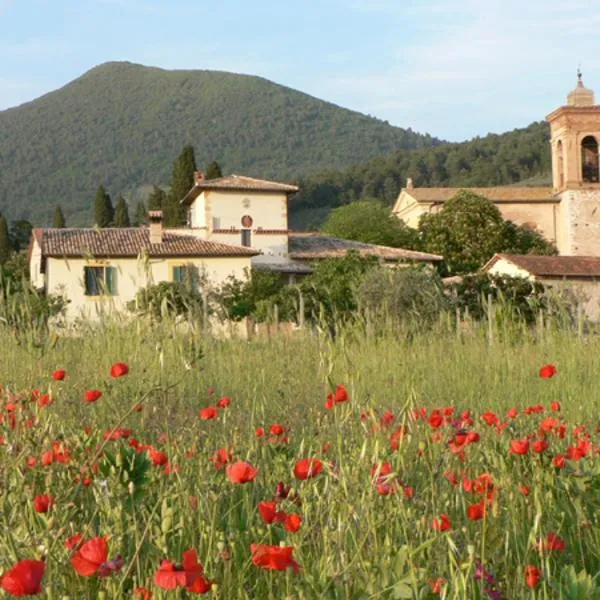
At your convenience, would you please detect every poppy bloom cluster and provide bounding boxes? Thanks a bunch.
[325,384,349,409]
[154,549,212,593]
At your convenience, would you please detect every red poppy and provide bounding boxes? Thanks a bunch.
[52,369,66,381]
[531,440,548,454]
[506,408,519,419]
[255,427,265,437]
[211,448,231,471]
[154,549,211,593]
[269,423,287,436]
[33,494,54,514]
[1,559,45,596]
[226,461,258,484]
[481,412,499,426]
[293,458,323,480]
[37,393,52,408]
[550,401,561,412]
[524,565,541,589]
[428,411,444,429]
[65,534,82,551]
[199,406,218,420]
[539,532,566,552]
[216,396,231,408]
[510,439,530,455]
[467,502,485,521]
[250,544,300,573]
[84,390,103,403]
[429,578,446,595]
[519,485,530,496]
[110,362,129,378]
[71,537,109,577]
[431,514,451,532]
[258,501,286,524]
[135,588,152,600]
[325,384,349,409]
[148,448,168,466]
[284,513,302,532]
[539,364,557,379]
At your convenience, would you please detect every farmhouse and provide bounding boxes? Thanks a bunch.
[30,173,442,321]
[482,254,600,320]
[392,72,600,258]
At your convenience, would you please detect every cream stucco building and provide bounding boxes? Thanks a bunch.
[30,173,442,321]
[393,72,600,257]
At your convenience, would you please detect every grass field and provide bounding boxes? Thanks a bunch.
[0,318,599,598]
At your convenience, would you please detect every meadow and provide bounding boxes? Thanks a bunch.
[0,317,599,599]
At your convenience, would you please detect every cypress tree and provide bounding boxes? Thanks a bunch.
[147,186,166,210]
[94,185,114,228]
[133,200,147,226]
[114,196,131,227]
[53,205,66,228]
[205,160,223,180]
[164,146,197,227]
[0,216,11,265]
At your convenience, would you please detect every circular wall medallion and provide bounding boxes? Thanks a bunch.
[241,215,253,228]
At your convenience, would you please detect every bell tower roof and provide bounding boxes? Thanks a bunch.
[567,69,595,107]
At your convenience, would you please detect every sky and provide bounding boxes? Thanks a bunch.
[1,0,600,141]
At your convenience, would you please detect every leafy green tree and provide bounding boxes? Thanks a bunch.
[501,220,557,256]
[94,185,114,228]
[147,186,166,210]
[133,200,147,226]
[164,146,197,227]
[9,219,33,251]
[114,196,131,227]
[0,216,11,264]
[418,191,507,275]
[205,160,223,180]
[53,205,66,228]
[322,199,420,249]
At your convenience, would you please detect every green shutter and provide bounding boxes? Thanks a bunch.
[106,266,118,296]
[173,266,183,283]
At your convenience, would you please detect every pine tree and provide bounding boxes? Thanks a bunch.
[53,205,66,228]
[205,160,223,180]
[164,146,197,227]
[147,186,166,210]
[94,185,114,228]
[0,216,11,265]
[114,196,131,227]
[133,200,147,226]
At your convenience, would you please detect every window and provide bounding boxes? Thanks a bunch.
[581,136,599,183]
[241,229,252,247]
[84,266,117,296]
[172,264,200,289]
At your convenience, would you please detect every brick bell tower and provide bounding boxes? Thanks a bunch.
[547,70,600,255]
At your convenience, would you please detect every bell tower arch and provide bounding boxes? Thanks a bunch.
[547,71,600,255]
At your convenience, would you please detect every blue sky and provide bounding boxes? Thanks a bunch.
[1,0,600,141]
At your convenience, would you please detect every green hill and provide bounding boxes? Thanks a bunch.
[0,61,440,225]
[290,122,552,229]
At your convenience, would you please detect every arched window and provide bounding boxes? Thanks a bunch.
[581,136,599,183]
[556,140,564,188]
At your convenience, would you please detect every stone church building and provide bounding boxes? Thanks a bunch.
[393,72,600,257]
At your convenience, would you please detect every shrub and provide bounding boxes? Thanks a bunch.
[128,282,203,320]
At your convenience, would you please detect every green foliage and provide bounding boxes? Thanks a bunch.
[559,566,600,599]
[94,185,114,228]
[147,186,166,211]
[53,205,66,228]
[128,281,203,320]
[290,121,551,229]
[205,160,223,180]
[133,200,147,226]
[358,267,447,330]
[218,270,295,322]
[9,219,33,252]
[164,146,196,227]
[321,199,421,249]
[0,216,11,264]
[419,190,557,275]
[0,61,439,225]
[448,273,567,325]
[113,196,131,227]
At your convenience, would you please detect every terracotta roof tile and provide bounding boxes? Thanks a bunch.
[181,175,299,205]
[288,234,442,262]
[403,187,556,203]
[36,228,259,258]
[485,254,600,277]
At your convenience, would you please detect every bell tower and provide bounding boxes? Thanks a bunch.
[547,71,600,255]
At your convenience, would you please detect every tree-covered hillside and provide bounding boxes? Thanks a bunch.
[0,62,439,225]
[290,122,552,229]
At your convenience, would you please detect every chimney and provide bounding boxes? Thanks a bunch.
[194,171,205,185]
[148,210,163,244]
[406,177,414,190]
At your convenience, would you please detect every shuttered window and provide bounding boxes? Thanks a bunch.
[84,266,118,296]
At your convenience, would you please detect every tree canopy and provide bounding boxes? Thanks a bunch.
[53,205,66,228]
[114,196,131,227]
[321,199,420,249]
[164,146,197,227]
[205,161,223,180]
[94,186,114,228]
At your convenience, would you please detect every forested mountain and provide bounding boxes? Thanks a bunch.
[0,62,439,225]
[289,122,552,229]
